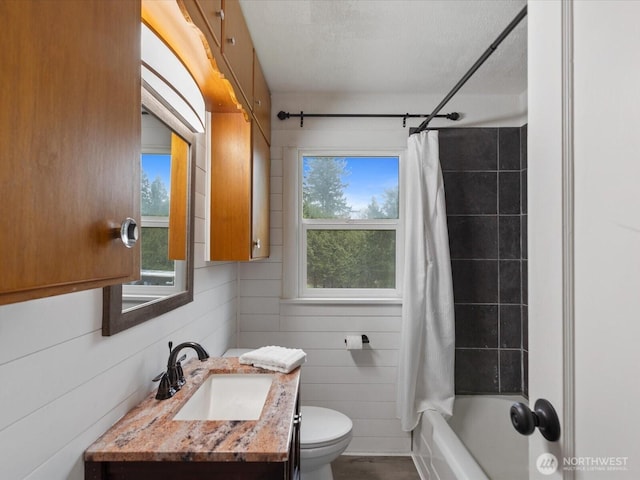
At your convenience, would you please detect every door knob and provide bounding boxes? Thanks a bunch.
[119,217,139,248]
[510,398,561,442]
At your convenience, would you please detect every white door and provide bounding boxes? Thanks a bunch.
[529,2,640,479]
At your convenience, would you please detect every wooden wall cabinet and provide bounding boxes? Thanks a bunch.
[196,0,223,48]
[221,0,254,109]
[209,115,270,261]
[253,53,272,143]
[183,0,272,141]
[0,0,140,305]
[251,123,271,260]
[179,0,272,261]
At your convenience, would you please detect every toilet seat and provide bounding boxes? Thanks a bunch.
[301,406,353,449]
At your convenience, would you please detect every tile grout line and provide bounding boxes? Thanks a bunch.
[520,125,527,395]
[496,128,502,394]
[520,126,525,394]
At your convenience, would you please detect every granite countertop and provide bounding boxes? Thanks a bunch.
[84,357,301,463]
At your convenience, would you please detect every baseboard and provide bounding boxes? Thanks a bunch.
[340,452,414,457]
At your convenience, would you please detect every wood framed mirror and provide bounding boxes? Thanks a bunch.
[102,85,196,335]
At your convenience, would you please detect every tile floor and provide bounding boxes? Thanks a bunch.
[332,455,421,480]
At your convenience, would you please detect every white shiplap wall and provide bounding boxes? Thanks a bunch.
[0,132,238,480]
[238,92,526,454]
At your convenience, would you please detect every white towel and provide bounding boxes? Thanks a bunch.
[239,346,306,373]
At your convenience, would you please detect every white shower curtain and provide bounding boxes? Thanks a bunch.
[396,130,455,432]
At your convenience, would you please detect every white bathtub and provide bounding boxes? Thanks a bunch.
[413,395,529,480]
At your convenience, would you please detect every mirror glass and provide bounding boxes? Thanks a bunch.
[102,88,195,335]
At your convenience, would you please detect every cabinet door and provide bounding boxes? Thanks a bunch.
[222,0,254,107]
[251,125,270,260]
[196,0,223,47]
[0,0,140,305]
[210,113,252,261]
[253,54,271,145]
[287,395,301,480]
[209,115,269,261]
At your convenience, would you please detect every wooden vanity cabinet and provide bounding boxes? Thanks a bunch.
[84,396,301,480]
[0,0,140,306]
[288,395,302,480]
[86,461,293,480]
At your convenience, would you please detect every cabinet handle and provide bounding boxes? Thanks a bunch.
[255,99,262,107]
[227,37,236,46]
[120,217,139,248]
[253,239,261,250]
[216,9,224,20]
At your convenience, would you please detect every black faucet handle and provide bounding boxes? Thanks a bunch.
[176,354,187,388]
[167,364,181,391]
[155,372,176,400]
[152,371,165,382]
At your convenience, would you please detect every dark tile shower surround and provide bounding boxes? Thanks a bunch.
[439,126,528,396]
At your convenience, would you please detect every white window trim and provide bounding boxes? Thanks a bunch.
[283,148,405,301]
[122,214,186,298]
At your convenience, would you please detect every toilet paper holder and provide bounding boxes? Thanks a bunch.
[344,334,370,345]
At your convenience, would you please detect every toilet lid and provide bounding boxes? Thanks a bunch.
[300,406,353,447]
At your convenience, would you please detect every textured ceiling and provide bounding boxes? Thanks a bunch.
[239,0,527,95]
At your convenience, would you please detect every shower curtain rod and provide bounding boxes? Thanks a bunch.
[276,5,526,132]
[277,110,460,128]
[414,5,527,134]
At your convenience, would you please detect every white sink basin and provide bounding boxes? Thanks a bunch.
[173,374,274,421]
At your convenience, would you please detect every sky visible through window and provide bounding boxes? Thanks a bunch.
[303,156,399,218]
[142,154,171,188]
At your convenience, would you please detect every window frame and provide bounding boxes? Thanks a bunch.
[286,149,404,300]
[123,216,187,297]
[121,132,187,300]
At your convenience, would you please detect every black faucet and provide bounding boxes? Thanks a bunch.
[155,341,210,400]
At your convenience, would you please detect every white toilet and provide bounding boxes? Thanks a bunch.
[224,349,353,480]
[300,405,352,480]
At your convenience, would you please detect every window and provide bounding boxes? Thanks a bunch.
[297,153,402,298]
[139,153,175,286]
[122,110,188,303]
